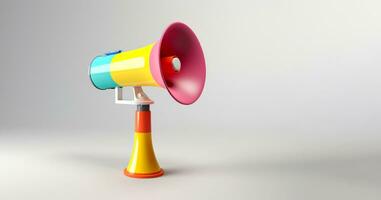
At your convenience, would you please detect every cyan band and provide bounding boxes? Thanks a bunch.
[90,54,118,90]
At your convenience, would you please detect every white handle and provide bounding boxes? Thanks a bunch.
[115,86,154,105]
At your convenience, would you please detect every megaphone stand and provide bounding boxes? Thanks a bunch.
[115,86,164,178]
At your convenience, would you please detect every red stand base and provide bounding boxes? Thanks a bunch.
[124,168,164,178]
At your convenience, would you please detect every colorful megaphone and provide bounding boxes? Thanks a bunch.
[89,22,206,178]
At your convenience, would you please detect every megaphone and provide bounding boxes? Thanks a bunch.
[89,22,206,178]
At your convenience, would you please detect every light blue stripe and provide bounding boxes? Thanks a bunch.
[90,54,118,90]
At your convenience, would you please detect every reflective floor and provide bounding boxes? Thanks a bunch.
[1,129,381,200]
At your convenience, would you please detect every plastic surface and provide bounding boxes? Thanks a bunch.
[89,22,206,179]
[124,109,163,178]
[135,111,151,132]
[89,44,158,89]
[125,132,162,177]
[110,44,158,87]
[151,22,206,105]
[89,22,206,105]
[89,55,118,90]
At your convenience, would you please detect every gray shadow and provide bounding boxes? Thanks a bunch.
[55,152,127,170]
[54,152,194,177]
[161,167,196,176]
[190,152,381,187]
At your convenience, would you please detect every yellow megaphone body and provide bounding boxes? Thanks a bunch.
[89,22,206,178]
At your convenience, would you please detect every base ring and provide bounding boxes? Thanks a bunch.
[124,169,164,178]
